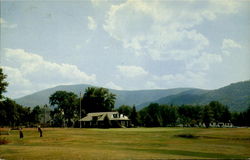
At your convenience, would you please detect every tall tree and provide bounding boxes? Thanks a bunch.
[3,98,19,127]
[117,105,132,117]
[202,105,213,128]
[82,87,116,113]
[0,68,8,99]
[160,105,178,127]
[49,91,78,127]
[178,105,202,127]
[0,101,7,126]
[30,106,42,125]
[139,103,161,127]
[209,101,231,123]
[130,105,138,126]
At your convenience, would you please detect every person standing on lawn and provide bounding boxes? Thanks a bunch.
[19,128,23,139]
[38,126,43,137]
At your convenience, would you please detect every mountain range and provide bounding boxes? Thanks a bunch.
[15,80,250,111]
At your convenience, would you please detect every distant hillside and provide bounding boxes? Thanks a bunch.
[144,80,250,111]
[15,84,93,108]
[15,80,250,111]
[15,84,191,108]
[137,88,208,109]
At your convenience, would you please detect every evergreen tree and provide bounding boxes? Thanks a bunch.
[130,105,138,126]
[202,105,213,128]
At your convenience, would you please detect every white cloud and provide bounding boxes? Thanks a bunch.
[222,39,242,50]
[117,65,148,78]
[0,18,17,29]
[2,48,96,98]
[186,53,222,71]
[91,0,108,6]
[103,0,241,61]
[152,71,207,89]
[104,81,123,90]
[2,66,32,88]
[87,16,97,30]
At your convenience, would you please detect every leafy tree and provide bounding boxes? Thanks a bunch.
[0,100,8,126]
[50,107,64,127]
[82,87,116,113]
[50,108,64,127]
[30,106,42,125]
[49,91,78,127]
[40,104,51,126]
[221,107,231,123]
[245,106,250,126]
[0,97,36,127]
[0,68,8,100]
[178,105,202,127]
[16,105,31,126]
[138,107,147,126]
[160,105,178,127]
[231,106,250,126]
[130,105,138,126]
[147,103,161,127]
[117,105,132,117]
[209,101,231,123]
[202,105,213,128]
[139,103,161,127]
[2,98,19,127]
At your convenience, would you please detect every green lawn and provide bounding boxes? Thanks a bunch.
[0,127,250,159]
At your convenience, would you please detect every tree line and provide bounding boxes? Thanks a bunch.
[136,102,250,127]
[0,98,47,127]
[1,90,249,127]
[0,67,250,127]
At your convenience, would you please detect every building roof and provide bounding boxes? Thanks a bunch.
[79,112,130,121]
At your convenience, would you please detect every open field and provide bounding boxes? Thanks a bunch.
[0,127,250,159]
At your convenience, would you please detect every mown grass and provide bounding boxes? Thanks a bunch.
[0,127,249,159]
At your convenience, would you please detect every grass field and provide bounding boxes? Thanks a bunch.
[0,127,250,159]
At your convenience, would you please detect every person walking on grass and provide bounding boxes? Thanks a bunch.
[19,128,23,139]
[38,126,43,137]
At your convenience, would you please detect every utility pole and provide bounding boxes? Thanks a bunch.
[44,105,46,125]
[80,92,82,128]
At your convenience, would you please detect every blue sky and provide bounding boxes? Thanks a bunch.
[0,0,249,98]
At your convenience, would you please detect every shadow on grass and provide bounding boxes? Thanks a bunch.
[175,134,199,139]
[126,148,246,159]
[175,133,250,141]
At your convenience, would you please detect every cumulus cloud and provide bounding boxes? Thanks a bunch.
[87,16,97,30]
[222,39,242,50]
[186,53,222,71]
[0,18,17,29]
[91,0,109,6]
[2,48,96,98]
[152,71,207,89]
[117,65,148,78]
[103,0,241,61]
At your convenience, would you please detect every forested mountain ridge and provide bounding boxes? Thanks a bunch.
[15,80,250,111]
[15,84,191,108]
[146,80,250,111]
